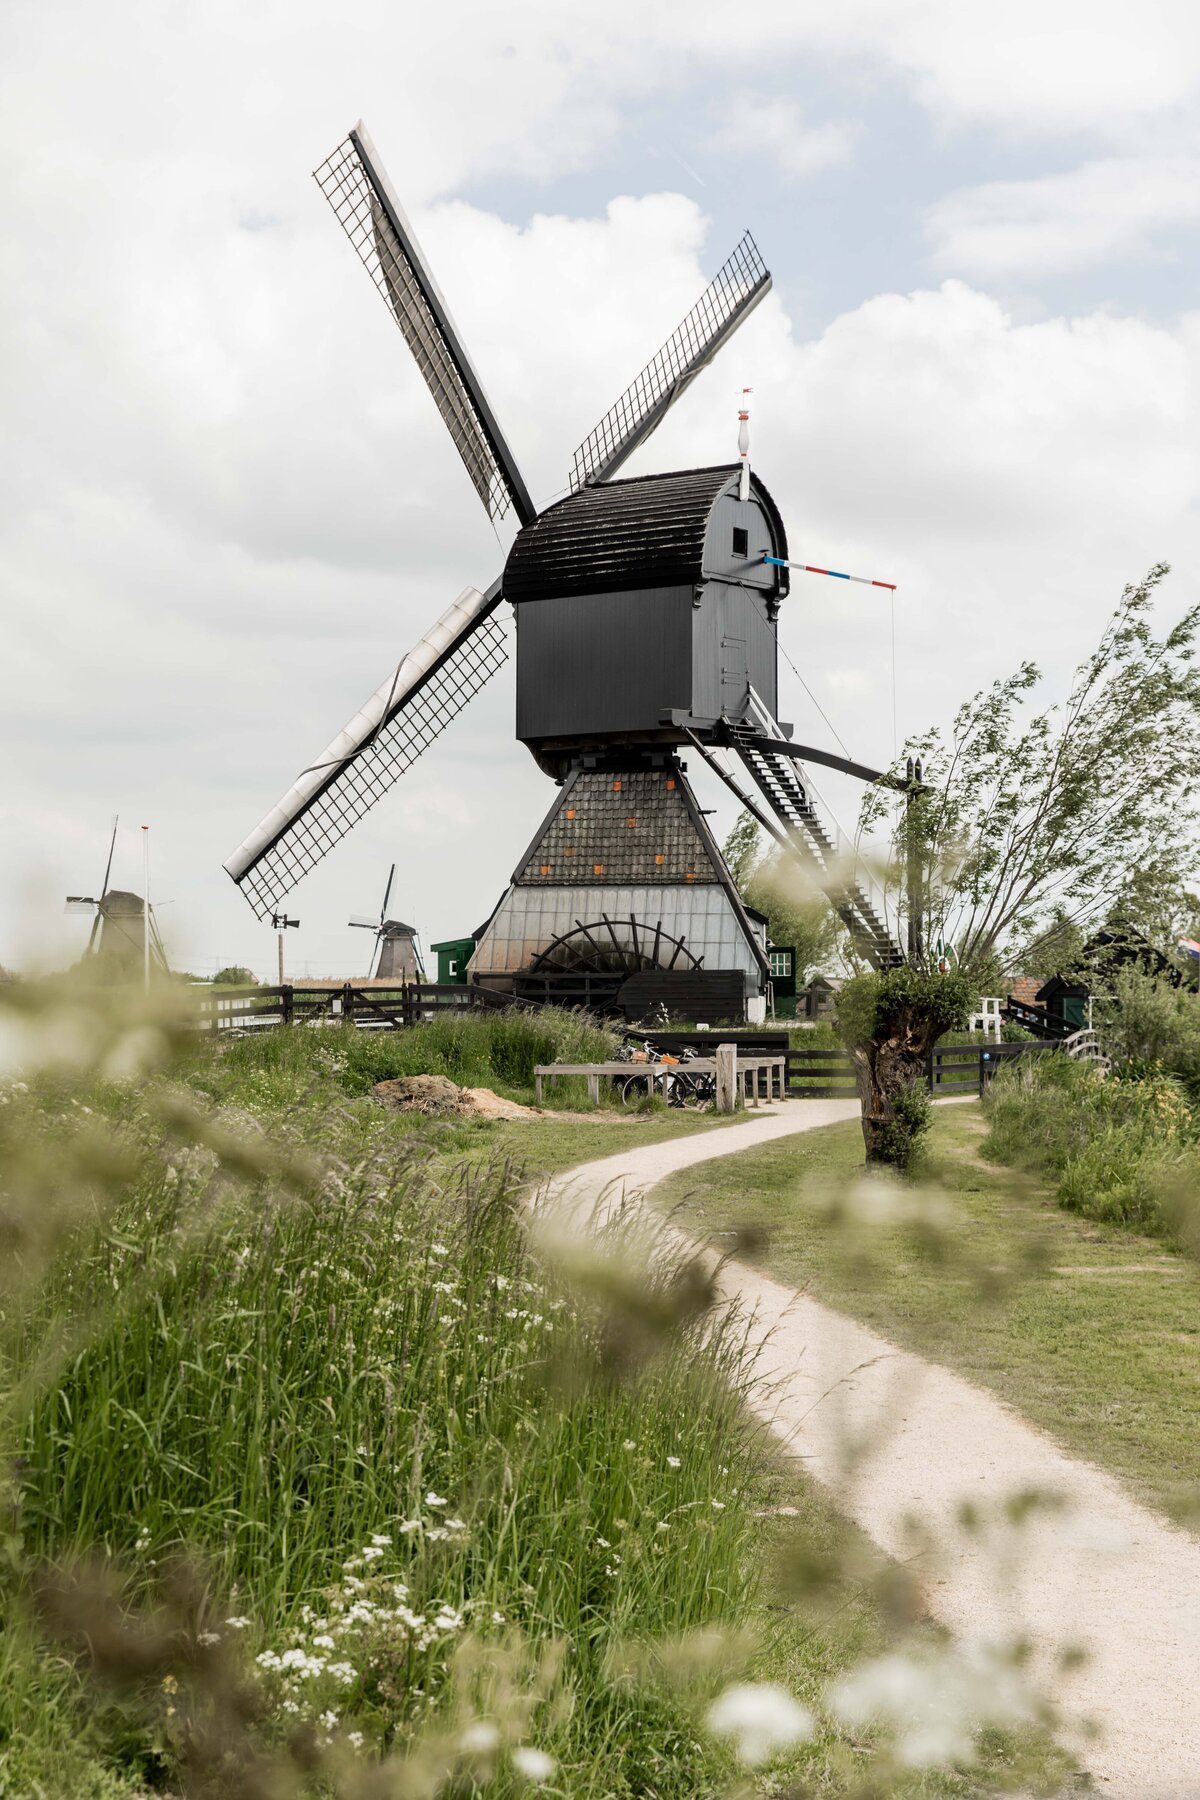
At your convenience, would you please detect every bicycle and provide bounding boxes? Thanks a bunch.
[618,1044,714,1109]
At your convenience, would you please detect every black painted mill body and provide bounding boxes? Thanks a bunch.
[502,463,790,779]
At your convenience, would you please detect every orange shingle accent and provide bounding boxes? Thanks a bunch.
[593,863,604,875]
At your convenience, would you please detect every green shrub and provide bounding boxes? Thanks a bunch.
[193,1009,618,1110]
[983,1052,1199,1244]
[1094,967,1200,1098]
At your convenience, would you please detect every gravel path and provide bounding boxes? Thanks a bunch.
[540,1101,1200,1797]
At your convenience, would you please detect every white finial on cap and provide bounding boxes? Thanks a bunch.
[737,388,751,500]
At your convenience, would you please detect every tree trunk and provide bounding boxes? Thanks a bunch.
[850,1006,940,1165]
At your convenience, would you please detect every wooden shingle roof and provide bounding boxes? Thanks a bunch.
[502,464,788,601]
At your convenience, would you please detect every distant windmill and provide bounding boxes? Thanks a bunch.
[349,864,425,981]
[65,816,169,975]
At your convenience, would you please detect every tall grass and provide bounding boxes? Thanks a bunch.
[983,1052,1200,1246]
[3,1009,758,1794]
[185,1008,618,1115]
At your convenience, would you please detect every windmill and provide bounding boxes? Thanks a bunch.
[66,816,170,975]
[349,863,424,981]
[224,122,905,1020]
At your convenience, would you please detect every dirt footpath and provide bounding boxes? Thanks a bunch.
[541,1103,1200,1798]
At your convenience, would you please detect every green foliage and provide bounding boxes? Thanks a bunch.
[211,965,258,986]
[721,812,841,983]
[197,1008,617,1109]
[983,1053,1200,1250]
[2,1000,757,1795]
[835,967,974,1051]
[861,566,1200,984]
[1092,967,1200,1096]
[869,1084,932,1166]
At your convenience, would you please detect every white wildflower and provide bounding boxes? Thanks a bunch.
[319,1710,339,1729]
[362,1545,384,1562]
[511,1745,556,1782]
[197,1630,221,1647]
[347,1729,364,1749]
[226,1615,250,1630]
[328,1661,357,1685]
[491,1610,505,1624]
[596,1536,610,1549]
[398,1519,422,1535]
[622,1439,636,1451]
[706,1682,815,1765]
[370,1533,392,1547]
[460,1719,500,1753]
[312,1634,335,1650]
[666,1455,681,1468]
[425,1491,447,1508]
[431,1243,449,1256]
[828,1640,1038,1769]
[656,1520,670,1532]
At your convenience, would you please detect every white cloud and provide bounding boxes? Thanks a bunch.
[927,156,1200,276]
[714,95,854,180]
[5,1,1200,973]
[795,0,1200,141]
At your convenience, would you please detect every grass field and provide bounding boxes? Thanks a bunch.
[657,1102,1200,1518]
[2,1004,1074,1796]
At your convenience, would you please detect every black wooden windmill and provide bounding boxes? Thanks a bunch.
[224,122,904,1018]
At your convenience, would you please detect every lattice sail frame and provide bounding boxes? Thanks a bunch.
[224,589,508,920]
[314,127,534,527]
[570,231,771,491]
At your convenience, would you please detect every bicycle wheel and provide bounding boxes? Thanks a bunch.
[620,1075,647,1107]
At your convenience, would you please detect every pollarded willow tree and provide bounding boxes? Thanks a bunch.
[842,565,1200,1164]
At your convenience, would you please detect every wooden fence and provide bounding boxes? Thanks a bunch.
[196,982,518,1034]
[783,1038,1058,1100]
[196,990,1065,1100]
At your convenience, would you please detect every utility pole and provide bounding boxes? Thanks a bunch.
[142,825,151,993]
[271,913,300,988]
[905,757,925,964]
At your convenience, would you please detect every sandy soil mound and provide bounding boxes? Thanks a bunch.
[372,1076,537,1119]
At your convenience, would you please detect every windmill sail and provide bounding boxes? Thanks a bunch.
[314,124,535,529]
[224,583,507,919]
[570,232,771,491]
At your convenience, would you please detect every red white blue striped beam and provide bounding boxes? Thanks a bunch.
[763,553,896,592]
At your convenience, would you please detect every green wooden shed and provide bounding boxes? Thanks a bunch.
[431,937,475,986]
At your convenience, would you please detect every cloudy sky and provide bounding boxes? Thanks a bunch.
[4,0,1199,978]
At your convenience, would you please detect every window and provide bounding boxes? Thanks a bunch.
[769,949,793,978]
[447,959,457,976]
[732,526,749,558]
